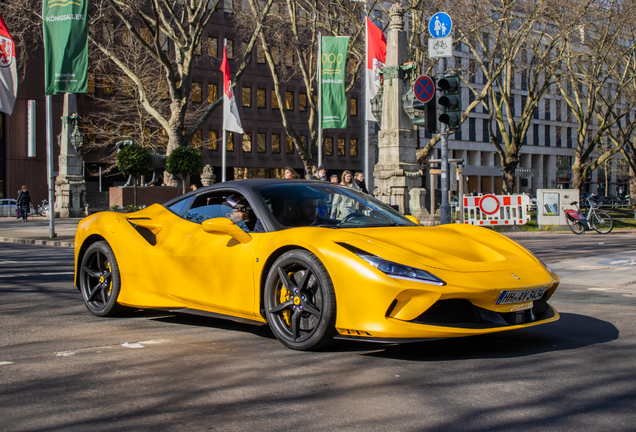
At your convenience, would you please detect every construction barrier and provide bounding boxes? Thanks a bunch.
[463,194,531,226]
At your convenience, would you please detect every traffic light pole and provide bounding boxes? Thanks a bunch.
[439,58,451,225]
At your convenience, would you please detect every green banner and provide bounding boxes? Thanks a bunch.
[321,37,349,129]
[42,0,88,95]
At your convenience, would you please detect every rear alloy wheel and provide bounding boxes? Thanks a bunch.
[565,217,585,234]
[79,241,127,317]
[592,210,613,234]
[264,250,336,351]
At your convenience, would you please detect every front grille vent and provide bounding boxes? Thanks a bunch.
[413,299,480,325]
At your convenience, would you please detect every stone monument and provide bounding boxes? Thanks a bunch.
[55,93,86,218]
[373,3,426,219]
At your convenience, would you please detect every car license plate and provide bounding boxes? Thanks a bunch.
[496,287,546,305]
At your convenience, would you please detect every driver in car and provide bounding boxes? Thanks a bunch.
[290,198,329,227]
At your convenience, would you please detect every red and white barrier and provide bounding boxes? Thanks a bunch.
[463,194,531,226]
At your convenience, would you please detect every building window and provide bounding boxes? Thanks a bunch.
[272,90,279,109]
[325,137,333,156]
[285,91,294,111]
[226,39,234,59]
[567,127,573,148]
[257,133,266,153]
[469,118,476,142]
[509,96,515,117]
[482,119,489,142]
[257,45,265,63]
[350,98,358,116]
[338,138,345,156]
[469,92,475,112]
[243,132,252,152]
[521,70,527,90]
[272,134,281,153]
[256,89,266,108]
[285,48,293,67]
[350,138,358,157]
[207,36,218,58]
[103,76,115,95]
[242,87,251,107]
[521,96,527,114]
[455,128,463,141]
[208,83,218,103]
[533,106,539,119]
[227,133,234,151]
[299,93,307,112]
[209,130,218,150]
[286,135,294,153]
[545,125,551,146]
[544,101,551,120]
[556,126,562,147]
[87,72,95,94]
[193,130,202,149]
[192,82,202,102]
[534,124,540,146]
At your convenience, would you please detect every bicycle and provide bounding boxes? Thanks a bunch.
[563,194,613,234]
[36,199,49,217]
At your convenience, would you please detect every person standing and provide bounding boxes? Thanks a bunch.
[17,185,31,222]
[283,166,300,179]
[310,165,328,181]
[353,172,369,194]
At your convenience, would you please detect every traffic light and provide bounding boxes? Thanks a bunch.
[438,74,461,132]
[412,95,438,134]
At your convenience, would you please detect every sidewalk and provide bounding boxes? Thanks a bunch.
[0,215,81,247]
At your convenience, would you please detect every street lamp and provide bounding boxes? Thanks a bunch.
[370,89,383,129]
[69,114,84,153]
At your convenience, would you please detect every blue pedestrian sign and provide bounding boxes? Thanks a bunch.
[429,13,452,38]
[414,75,435,103]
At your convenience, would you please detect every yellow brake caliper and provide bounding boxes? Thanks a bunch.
[280,272,292,326]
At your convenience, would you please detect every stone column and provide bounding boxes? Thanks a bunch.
[373,3,426,219]
[55,93,86,218]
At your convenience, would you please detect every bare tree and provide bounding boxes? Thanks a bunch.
[554,0,636,190]
[239,0,368,176]
[0,0,43,82]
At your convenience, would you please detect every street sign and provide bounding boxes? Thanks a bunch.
[413,75,435,103]
[478,194,501,215]
[428,37,453,59]
[429,12,452,38]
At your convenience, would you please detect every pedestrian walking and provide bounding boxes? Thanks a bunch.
[283,166,300,179]
[16,185,31,222]
[330,174,339,183]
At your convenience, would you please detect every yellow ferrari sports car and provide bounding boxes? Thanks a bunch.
[74,179,559,351]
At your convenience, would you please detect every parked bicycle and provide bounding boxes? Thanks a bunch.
[564,194,613,234]
[36,199,49,217]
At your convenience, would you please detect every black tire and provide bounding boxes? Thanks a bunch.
[565,216,585,234]
[264,250,337,351]
[79,241,127,317]
[592,210,613,234]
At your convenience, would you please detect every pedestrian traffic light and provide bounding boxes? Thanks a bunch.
[412,96,438,134]
[438,74,461,132]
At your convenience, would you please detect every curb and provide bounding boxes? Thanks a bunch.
[0,237,74,248]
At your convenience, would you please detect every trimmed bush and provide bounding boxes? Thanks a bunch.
[166,146,204,193]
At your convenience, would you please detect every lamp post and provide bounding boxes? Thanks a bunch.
[69,114,84,153]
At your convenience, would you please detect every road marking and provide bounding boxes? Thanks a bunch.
[122,342,145,348]
[0,274,29,278]
[0,260,18,264]
[39,272,74,275]
[56,351,76,357]
[0,361,14,366]
[587,288,615,291]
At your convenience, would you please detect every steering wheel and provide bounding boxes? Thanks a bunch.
[339,212,365,224]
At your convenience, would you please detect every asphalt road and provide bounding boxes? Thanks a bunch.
[1,235,635,432]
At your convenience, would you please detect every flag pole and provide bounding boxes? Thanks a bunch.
[222,38,227,182]
[363,6,369,188]
[45,95,56,238]
[317,32,322,167]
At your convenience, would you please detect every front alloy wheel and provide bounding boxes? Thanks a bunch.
[264,250,336,351]
[79,241,127,317]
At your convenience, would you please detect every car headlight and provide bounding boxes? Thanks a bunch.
[356,254,446,286]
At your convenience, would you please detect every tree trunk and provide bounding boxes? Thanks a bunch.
[501,155,519,194]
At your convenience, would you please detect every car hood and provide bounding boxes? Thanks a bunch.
[342,224,538,273]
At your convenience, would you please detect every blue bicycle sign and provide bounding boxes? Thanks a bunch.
[429,13,452,38]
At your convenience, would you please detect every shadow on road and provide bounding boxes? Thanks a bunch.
[357,312,618,361]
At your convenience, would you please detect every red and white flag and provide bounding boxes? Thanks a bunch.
[366,17,386,122]
[220,43,243,133]
[0,14,17,115]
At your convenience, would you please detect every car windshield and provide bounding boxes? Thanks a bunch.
[254,183,416,230]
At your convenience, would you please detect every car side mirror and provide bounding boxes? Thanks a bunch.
[404,215,420,225]
[202,217,252,244]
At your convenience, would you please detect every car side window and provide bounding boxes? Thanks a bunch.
[167,196,195,217]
